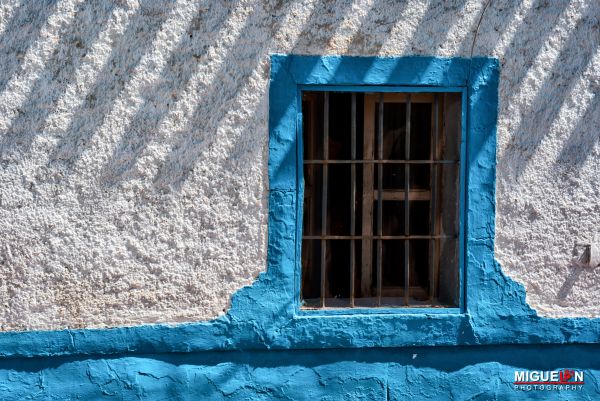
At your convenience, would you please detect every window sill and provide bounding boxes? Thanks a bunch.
[296,307,463,317]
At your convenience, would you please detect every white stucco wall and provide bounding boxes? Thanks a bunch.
[0,0,597,330]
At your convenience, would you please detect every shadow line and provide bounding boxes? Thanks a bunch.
[554,71,600,168]
[96,5,228,187]
[1,343,600,373]
[502,4,599,179]
[401,0,467,55]
[0,0,60,95]
[344,0,409,56]
[46,0,176,171]
[0,1,116,156]
[556,264,585,302]
[497,0,570,89]
[148,0,358,192]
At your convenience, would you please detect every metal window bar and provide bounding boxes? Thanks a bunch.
[429,94,439,301]
[361,95,374,300]
[350,93,356,306]
[304,235,456,240]
[304,160,458,164]
[377,93,384,305]
[404,95,411,306]
[320,92,329,308]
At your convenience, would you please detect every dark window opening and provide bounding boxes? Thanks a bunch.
[301,91,462,308]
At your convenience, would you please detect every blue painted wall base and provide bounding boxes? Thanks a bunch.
[1,345,599,400]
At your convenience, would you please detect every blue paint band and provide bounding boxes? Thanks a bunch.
[1,344,600,399]
[0,55,598,360]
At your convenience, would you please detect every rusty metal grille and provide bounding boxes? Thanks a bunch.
[301,91,462,308]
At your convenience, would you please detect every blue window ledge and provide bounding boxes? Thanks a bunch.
[1,55,599,359]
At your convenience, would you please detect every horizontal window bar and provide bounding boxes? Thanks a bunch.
[374,189,430,201]
[297,307,462,315]
[304,159,458,164]
[302,235,456,240]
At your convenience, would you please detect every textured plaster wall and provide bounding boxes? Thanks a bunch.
[0,0,598,330]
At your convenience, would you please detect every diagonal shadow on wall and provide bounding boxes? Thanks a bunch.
[400,0,468,55]
[555,89,600,170]
[148,0,358,193]
[0,1,116,156]
[337,0,410,56]
[496,0,571,92]
[342,0,405,55]
[46,0,177,170]
[96,4,233,187]
[0,0,60,95]
[498,2,599,179]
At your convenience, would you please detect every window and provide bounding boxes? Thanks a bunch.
[300,90,462,309]
[266,55,502,346]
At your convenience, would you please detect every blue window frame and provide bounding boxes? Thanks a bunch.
[270,56,480,318]
[264,55,489,344]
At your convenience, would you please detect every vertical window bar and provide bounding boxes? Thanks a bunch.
[377,93,384,306]
[350,93,356,306]
[404,95,411,306]
[321,92,329,307]
[429,94,439,302]
[361,96,375,298]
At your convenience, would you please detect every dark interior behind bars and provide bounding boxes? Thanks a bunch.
[301,91,461,308]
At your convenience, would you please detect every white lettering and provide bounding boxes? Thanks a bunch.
[574,371,584,382]
[530,371,539,381]
[550,371,559,382]
[514,371,526,382]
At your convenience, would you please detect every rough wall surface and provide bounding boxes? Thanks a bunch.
[1,345,599,400]
[0,0,598,330]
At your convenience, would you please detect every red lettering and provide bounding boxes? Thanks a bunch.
[561,369,574,382]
